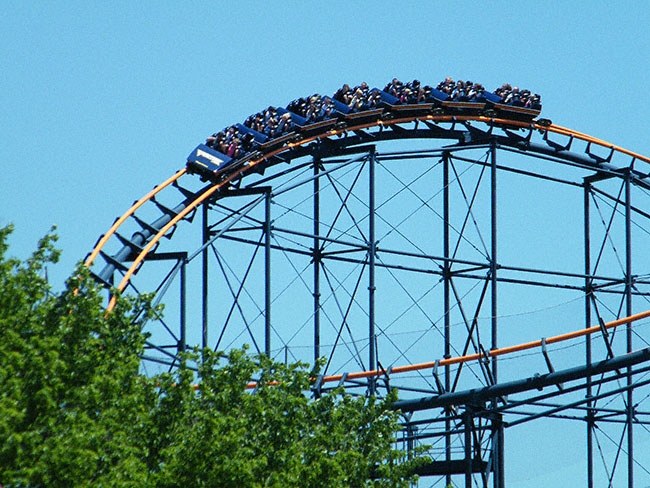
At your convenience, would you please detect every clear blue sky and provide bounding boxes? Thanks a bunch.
[3,2,649,287]
[3,2,650,486]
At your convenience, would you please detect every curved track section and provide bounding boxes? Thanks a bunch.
[86,106,650,486]
[85,114,650,382]
[87,116,650,310]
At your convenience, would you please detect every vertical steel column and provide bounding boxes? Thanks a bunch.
[313,158,321,363]
[465,409,473,488]
[625,171,634,488]
[202,202,209,351]
[406,422,414,460]
[179,257,186,354]
[490,142,504,488]
[265,190,272,357]
[584,181,594,488]
[443,151,452,488]
[369,150,377,394]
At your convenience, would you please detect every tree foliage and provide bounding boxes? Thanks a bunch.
[0,225,419,487]
[0,225,152,487]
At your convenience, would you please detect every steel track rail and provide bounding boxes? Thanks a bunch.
[84,114,650,381]
[242,308,650,390]
[85,168,186,268]
[311,307,650,387]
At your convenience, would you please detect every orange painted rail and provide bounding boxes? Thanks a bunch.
[102,116,649,311]
[85,114,650,386]
[85,168,186,268]
[243,308,650,389]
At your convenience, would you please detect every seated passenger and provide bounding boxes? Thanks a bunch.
[276,112,293,133]
[437,77,455,95]
[348,82,370,110]
[384,78,403,98]
[264,106,278,122]
[320,96,335,119]
[504,86,520,105]
[287,97,309,118]
[403,80,424,103]
[421,84,435,101]
[206,125,239,156]
[264,112,278,137]
[334,84,353,105]
[467,83,484,100]
[518,89,532,107]
[253,114,266,133]
[306,95,323,120]
[451,80,468,100]
[526,93,541,109]
[217,137,229,154]
[366,89,382,108]
[238,132,255,153]
[399,87,412,104]
[305,94,334,121]
[226,137,240,158]
[495,83,512,101]
[245,109,274,134]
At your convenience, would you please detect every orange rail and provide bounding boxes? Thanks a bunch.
[85,168,186,268]
[82,113,650,390]
[243,308,650,389]
[548,124,650,164]
[93,116,650,325]
[106,179,223,312]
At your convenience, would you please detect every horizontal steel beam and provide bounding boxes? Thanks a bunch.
[394,347,650,412]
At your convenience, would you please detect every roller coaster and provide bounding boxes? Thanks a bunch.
[85,77,650,487]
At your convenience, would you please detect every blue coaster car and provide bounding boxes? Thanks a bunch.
[235,123,268,145]
[484,91,541,121]
[285,101,340,136]
[428,88,487,112]
[187,144,234,181]
[378,89,435,118]
[339,88,385,125]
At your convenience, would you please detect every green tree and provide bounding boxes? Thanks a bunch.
[0,225,419,487]
[146,349,417,488]
[0,225,153,487]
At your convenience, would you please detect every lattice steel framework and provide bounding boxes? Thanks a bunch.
[88,119,650,487]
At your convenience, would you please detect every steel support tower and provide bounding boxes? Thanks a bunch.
[88,117,650,487]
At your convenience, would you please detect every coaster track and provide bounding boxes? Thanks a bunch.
[84,106,650,486]
[86,113,650,316]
